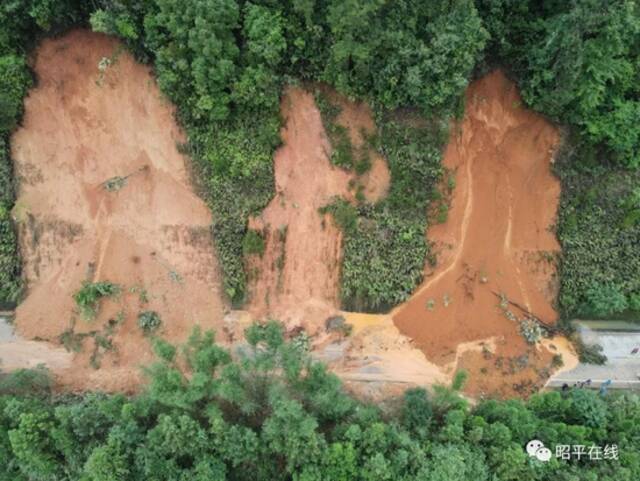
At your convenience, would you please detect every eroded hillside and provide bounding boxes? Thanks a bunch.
[10,31,225,391]
[394,71,564,397]
[5,32,575,398]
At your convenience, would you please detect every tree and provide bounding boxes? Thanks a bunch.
[0,55,31,134]
[324,0,488,115]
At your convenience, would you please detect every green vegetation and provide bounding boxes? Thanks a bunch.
[1,322,638,480]
[478,0,640,168]
[137,310,162,335]
[0,139,21,307]
[0,0,93,307]
[91,0,285,307]
[242,229,266,257]
[324,0,488,116]
[1,0,638,320]
[475,0,640,319]
[0,22,32,306]
[330,118,446,311]
[0,365,51,397]
[314,90,374,174]
[85,0,488,309]
[554,140,640,320]
[73,281,121,321]
[315,91,356,170]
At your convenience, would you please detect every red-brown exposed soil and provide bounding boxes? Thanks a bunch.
[10,30,225,391]
[6,30,568,399]
[247,87,389,331]
[393,71,562,398]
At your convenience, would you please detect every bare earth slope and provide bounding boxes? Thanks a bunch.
[10,30,225,391]
[247,87,390,332]
[7,32,570,398]
[393,71,562,397]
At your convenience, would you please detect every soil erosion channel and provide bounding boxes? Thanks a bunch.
[10,31,225,391]
[393,71,563,397]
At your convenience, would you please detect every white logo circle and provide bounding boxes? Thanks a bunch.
[526,440,544,457]
[535,447,552,462]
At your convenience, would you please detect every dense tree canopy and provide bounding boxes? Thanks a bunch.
[324,0,487,115]
[1,323,638,480]
[0,2,640,479]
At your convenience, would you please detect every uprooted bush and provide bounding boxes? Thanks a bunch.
[137,310,162,334]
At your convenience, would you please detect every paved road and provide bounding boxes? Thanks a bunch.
[0,314,72,371]
[547,321,640,390]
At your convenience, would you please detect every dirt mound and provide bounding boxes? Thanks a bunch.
[247,87,389,330]
[393,71,562,398]
[10,30,225,391]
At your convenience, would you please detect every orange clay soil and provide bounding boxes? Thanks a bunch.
[10,30,225,392]
[7,30,567,399]
[393,70,562,398]
[246,87,389,332]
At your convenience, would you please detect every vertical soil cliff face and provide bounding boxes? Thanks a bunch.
[393,71,562,397]
[10,30,225,391]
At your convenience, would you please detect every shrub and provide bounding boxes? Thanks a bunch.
[0,54,31,135]
[320,198,358,235]
[519,318,543,344]
[478,0,640,168]
[629,293,640,312]
[570,332,607,365]
[315,91,358,171]
[1,323,640,479]
[73,281,120,321]
[0,365,51,396]
[137,310,161,334]
[329,117,445,311]
[582,282,628,318]
[555,139,640,319]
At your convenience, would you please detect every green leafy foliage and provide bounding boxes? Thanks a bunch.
[0,54,30,134]
[555,140,640,319]
[137,310,162,334]
[242,229,265,256]
[73,281,120,321]
[0,366,51,397]
[1,324,639,480]
[329,117,446,311]
[478,0,640,168]
[319,198,358,235]
[324,0,488,116]
[87,1,492,311]
[477,2,640,319]
[0,139,21,307]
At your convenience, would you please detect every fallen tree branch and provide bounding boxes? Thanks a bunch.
[491,290,558,333]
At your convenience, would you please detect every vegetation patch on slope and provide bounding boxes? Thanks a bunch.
[329,117,447,312]
[555,140,640,319]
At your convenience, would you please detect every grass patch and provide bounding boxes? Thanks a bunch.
[242,229,266,257]
[315,89,372,174]
[186,114,279,307]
